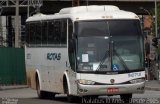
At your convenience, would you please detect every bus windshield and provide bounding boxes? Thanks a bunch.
[75,20,144,73]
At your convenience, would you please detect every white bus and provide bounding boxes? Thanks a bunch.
[25,5,145,102]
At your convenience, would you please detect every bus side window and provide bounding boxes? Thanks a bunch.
[26,23,29,45]
[61,19,67,45]
[48,21,55,44]
[41,21,48,45]
[54,20,61,44]
[29,23,36,45]
[35,22,42,45]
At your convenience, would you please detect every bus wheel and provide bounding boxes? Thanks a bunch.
[36,77,47,99]
[44,92,56,99]
[36,78,55,99]
[66,85,75,102]
[63,77,78,102]
[120,94,132,103]
[64,82,74,102]
[36,77,43,99]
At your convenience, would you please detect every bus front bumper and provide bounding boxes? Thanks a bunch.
[77,82,145,96]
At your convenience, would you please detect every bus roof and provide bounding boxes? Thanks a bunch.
[26,5,139,22]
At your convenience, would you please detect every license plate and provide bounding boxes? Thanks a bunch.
[107,88,119,93]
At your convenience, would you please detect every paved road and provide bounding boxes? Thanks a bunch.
[0,88,160,104]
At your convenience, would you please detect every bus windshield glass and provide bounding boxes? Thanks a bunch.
[75,20,144,73]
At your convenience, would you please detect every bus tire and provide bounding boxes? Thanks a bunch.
[63,76,75,102]
[120,94,132,103]
[66,84,74,102]
[36,77,45,99]
[36,76,55,99]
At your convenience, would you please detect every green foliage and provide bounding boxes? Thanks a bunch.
[156,47,160,54]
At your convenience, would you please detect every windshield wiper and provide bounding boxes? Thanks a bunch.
[113,49,129,71]
[95,50,109,72]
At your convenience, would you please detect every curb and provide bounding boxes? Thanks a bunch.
[145,87,160,91]
[0,85,28,91]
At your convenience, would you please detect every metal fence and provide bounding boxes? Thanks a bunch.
[0,48,26,85]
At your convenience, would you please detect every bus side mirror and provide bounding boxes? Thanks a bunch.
[72,32,77,39]
[69,39,76,52]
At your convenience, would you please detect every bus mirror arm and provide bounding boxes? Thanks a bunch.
[72,33,77,39]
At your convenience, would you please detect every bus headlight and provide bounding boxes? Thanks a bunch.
[78,79,95,85]
[130,78,145,84]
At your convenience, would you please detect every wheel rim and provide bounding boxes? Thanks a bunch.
[36,79,40,97]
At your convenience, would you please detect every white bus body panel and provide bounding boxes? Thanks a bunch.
[64,70,78,95]
[76,71,145,96]
[26,5,139,23]
[25,47,68,93]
